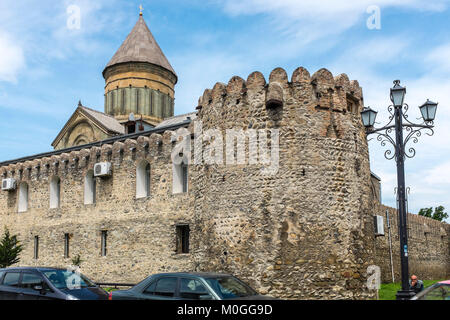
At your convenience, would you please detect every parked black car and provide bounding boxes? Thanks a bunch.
[0,267,109,300]
[110,272,277,300]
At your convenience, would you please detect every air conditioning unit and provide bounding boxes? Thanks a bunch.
[94,162,112,177]
[2,178,17,191]
[374,215,384,236]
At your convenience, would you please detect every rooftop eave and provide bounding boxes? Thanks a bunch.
[102,60,178,84]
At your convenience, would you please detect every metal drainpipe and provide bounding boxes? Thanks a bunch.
[386,209,395,283]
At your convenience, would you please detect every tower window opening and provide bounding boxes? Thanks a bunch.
[173,161,188,194]
[127,124,136,134]
[136,161,151,198]
[34,236,39,260]
[176,225,190,254]
[50,176,61,209]
[18,182,29,213]
[64,233,70,258]
[101,230,107,256]
[84,170,96,205]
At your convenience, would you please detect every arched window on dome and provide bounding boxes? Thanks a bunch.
[18,182,29,213]
[84,170,96,205]
[50,176,61,209]
[136,161,151,198]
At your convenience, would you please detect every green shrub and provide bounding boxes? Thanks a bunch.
[0,227,23,268]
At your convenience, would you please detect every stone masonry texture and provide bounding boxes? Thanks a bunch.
[0,66,448,300]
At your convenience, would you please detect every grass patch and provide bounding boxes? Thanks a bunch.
[102,287,120,293]
[378,279,444,300]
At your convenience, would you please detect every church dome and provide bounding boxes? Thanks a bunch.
[103,13,177,126]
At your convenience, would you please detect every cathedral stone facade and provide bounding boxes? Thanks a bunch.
[0,13,448,300]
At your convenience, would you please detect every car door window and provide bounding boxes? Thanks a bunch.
[2,272,21,287]
[143,281,156,295]
[179,278,212,300]
[153,278,177,297]
[20,273,44,290]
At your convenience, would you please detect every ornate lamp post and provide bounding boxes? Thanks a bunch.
[361,80,438,300]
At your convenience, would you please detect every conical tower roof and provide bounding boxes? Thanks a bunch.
[103,14,176,77]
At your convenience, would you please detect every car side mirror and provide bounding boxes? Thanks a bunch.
[34,282,50,294]
[33,285,43,291]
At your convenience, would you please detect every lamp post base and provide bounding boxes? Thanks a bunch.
[396,290,416,300]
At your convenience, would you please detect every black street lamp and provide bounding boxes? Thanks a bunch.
[361,80,437,300]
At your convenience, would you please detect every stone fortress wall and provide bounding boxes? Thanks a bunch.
[372,204,449,283]
[0,132,196,284]
[0,66,448,299]
[190,66,376,300]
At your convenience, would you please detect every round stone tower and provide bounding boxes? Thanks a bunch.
[102,13,177,126]
[191,67,376,299]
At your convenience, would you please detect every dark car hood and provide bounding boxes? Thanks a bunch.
[60,287,109,300]
[231,295,280,300]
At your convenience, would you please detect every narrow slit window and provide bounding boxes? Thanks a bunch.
[136,89,140,114]
[64,233,70,258]
[176,225,190,254]
[121,89,125,114]
[182,164,188,193]
[34,236,39,260]
[101,230,107,256]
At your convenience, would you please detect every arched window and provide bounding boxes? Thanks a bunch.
[50,176,61,209]
[173,161,188,194]
[18,182,29,212]
[84,170,96,205]
[136,161,150,198]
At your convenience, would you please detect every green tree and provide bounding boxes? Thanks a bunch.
[418,206,449,222]
[0,227,23,268]
[418,207,433,218]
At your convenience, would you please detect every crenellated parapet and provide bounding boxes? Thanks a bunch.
[0,128,190,183]
[196,67,365,142]
[382,205,450,240]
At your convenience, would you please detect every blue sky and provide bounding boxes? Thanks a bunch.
[0,0,449,219]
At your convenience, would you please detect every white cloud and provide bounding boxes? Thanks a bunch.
[425,43,450,73]
[0,32,25,83]
[220,0,448,16]
[0,0,129,81]
[423,161,450,186]
[217,0,449,42]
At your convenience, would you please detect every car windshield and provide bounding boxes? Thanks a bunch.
[205,276,257,299]
[42,270,96,290]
